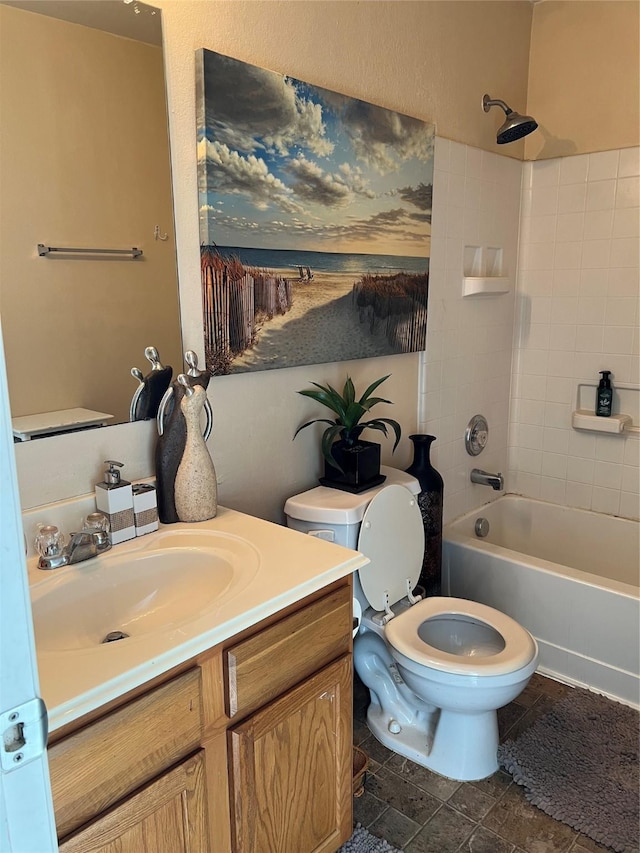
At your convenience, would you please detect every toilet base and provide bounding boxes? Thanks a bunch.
[365,701,499,781]
[355,630,502,781]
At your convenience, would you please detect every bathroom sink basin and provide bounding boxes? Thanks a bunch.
[31,530,260,652]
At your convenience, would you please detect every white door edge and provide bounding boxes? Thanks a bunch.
[0,324,58,851]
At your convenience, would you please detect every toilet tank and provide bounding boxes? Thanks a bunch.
[284,466,420,549]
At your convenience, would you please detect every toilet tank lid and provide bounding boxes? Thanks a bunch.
[284,466,420,525]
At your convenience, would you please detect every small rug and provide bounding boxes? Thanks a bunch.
[338,824,400,853]
[498,686,639,853]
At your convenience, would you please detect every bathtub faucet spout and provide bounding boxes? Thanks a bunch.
[470,468,504,490]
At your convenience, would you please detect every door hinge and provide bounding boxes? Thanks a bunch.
[1,697,48,772]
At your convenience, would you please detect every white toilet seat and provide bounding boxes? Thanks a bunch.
[385,597,537,676]
[357,485,424,612]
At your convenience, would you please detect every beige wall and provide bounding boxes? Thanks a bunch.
[158,1,533,157]
[0,6,182,423]
[526,1,640,160]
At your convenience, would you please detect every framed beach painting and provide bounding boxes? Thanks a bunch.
[195,49,435,375]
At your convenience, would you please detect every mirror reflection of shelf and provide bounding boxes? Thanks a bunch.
[462,245,511,297]
[12,408,114,442]
[572,383,640,435]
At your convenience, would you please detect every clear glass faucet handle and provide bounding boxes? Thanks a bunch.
[35,524,66,558]
[85,512,110,533]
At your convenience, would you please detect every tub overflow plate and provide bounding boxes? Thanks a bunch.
[475,517,490,538]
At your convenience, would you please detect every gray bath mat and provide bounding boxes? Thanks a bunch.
[339,824,400,853]
[498,686,639,853]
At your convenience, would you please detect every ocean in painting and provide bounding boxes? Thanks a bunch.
[206,245,429,276]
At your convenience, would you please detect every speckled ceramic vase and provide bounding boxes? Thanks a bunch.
[173,381,217,523]
[405,434,443,596]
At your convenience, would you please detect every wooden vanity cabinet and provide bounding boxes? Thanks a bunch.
[228,656,352,853]
[58,751,208,853]
[223,585,353,853]
[48,577,353,853]
[48,667,208,853]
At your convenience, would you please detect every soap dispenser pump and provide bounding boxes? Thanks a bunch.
[596,371,613,417]
[95,460,135,544]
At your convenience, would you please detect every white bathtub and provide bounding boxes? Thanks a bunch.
[442,496,640,707]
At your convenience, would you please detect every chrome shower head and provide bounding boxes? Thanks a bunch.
[483,93,538,144]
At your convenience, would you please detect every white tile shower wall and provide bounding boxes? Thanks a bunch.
[420,139,522,524]
[510,147,640,520]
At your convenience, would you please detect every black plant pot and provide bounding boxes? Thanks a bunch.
[319,439,385,493]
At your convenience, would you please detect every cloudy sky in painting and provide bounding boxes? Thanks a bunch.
[196,50,434,258]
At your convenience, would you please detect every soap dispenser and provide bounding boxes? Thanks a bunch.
[596,371,613,417]
[95,460,135,544]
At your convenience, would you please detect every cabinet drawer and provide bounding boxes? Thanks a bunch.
[225,584,351,718]
[49,668,202,839]
[58,751,208,853]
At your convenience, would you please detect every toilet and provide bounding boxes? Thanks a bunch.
[284,467,538,781]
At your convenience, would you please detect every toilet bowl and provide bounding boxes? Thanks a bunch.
[284,467,538,781]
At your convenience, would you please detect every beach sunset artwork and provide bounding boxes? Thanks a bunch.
[196,49,435,375]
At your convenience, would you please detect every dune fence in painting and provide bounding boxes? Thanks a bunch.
[201,248,293,374]
[201,247,429,375]
[353,272,428,354]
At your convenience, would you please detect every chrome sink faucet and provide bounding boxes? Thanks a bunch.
[67,529,109,564]
[470,468,504,491]
[35,514,111,570]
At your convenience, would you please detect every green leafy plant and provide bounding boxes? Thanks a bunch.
[294,375,402,471]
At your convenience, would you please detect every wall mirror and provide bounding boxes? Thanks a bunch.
[0,0,183,440]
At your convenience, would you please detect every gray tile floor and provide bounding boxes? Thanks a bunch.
[353,673,624,853]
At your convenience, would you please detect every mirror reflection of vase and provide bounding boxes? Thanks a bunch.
[405,434,444,596]
[129,347,173,422]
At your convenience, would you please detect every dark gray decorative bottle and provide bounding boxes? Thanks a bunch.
[405,434,444,596]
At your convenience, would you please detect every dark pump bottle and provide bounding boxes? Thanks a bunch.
[596,371,613,417]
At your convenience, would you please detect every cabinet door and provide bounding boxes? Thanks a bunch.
[58,751,208,853]
[229,656,352,853]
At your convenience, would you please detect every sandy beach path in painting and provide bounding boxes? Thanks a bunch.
[230,270,395,372]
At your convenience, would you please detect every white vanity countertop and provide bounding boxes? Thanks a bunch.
[28,506,367,733]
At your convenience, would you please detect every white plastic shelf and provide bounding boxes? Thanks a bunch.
[573,382,640,435]
[571,410,632,434]
[462,276,511,297]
